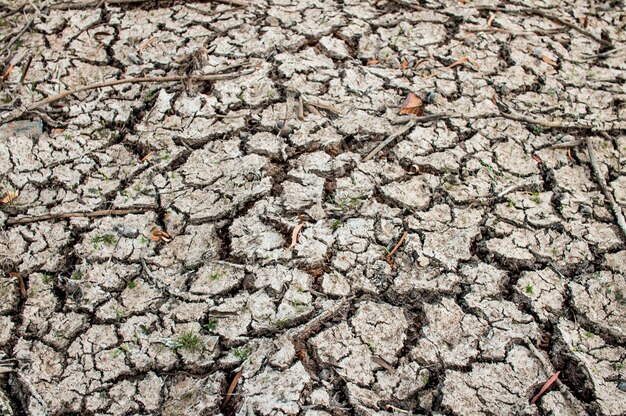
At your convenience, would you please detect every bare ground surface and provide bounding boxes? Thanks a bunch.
[0,0,625,415]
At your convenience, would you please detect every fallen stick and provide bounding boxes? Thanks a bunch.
[585,137,626,241]
[286,297,351,341]
[500,112,573,128]
[48,0,251,9]
[464,27,567,36]
[583,44,626,59]
[542,139,585,149]
[6,207,154,225]
[531,371,561,404]
[477,6,611,46]
[386,231,408,263]
[363,114,450,161]
[0,68,255,124]
[427,56,477,79]
[0,18,33,56]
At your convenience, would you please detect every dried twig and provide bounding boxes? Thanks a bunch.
[386,0,426,11]
[500,112,571,128]
[48,0,250,8]
[9,272,27,298]
[531,371,561,404]
[363,114,450,161]
[386,231,408,263]
[543,139,585,149]
[464,27,567,36]
[297,95,304,120]
[0,17,33,56]
[18,53,32,84]
[6,207,154,225]
[0,68,255,124]
[301,95,340,114]
[583,44,626,59]
[585,137,626,241]
[476,6,611,46]
[286,297,351,341]
[427,56,478,79]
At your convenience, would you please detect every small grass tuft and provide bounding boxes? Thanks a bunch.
[232,345,252,360]
[175,331,204,353]
[91,234,116,249]
[274,319,287,330]
[208,271,225,281]
[525,283,535,295]
[507,197,516,208]
[531,192,542,204]
[202,317,218,331]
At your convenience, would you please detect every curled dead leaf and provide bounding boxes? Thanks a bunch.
[287,223,305,250]
[222,370,242,409]
[541,55,558,67]
[399,93,424,116]
[1,191,19,204]
[366,59,380,65]
[150,229,172,242]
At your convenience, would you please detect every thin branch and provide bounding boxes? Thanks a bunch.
[585,137,626,241]
[363,114,451,161]
[500,112,570,128]
[542,139,585,149]
[0,17,33,56]
[0,68,255,124]
[285,297,351,341]
[499,112,625,130]
[6,207,154,225]
[464,27,567,36]
[48,0,251,9]
[583,44,626,59]
[477,6,611,46]
[386,231,408,262]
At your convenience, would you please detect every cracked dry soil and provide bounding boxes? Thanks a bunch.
[1,0,626,415]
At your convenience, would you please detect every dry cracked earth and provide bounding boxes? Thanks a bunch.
[0,0,626,415]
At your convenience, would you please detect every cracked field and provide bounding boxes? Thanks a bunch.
[0,0,625,415]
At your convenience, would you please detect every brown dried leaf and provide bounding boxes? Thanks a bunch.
[150,229,172,242]
[287,223,305,250]
[399,93,423,116]
[541,55,558,67]
[400,60,409,70]
[366,59,380,65]
[222,370,242,409]
[1,191,19,204]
